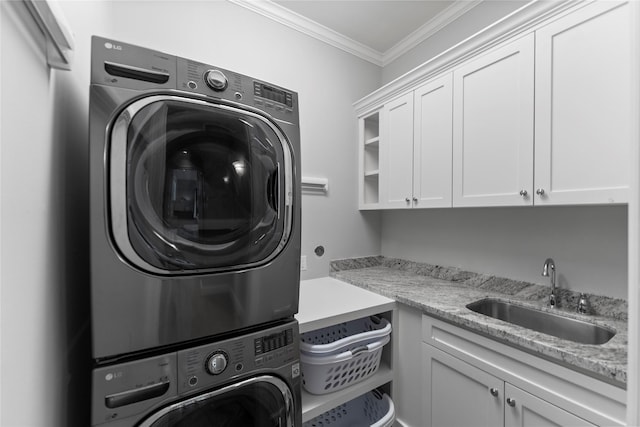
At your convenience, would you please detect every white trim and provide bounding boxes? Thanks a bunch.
[354,0,582,116]
[382,0,482,66]
[228,0,482,67]
[228,0,384,66]
[627,0,640,424]
[23,0,74,70]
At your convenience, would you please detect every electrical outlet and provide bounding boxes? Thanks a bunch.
[300,255,307,271]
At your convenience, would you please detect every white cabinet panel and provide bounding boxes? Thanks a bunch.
[413,74,453,208]
[423,344,503,427]
[382,92,414,208]
[453,34,534,207]
[504,383,596,427]
[534,1,630,205]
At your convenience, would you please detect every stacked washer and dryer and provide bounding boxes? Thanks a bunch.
[88,36,302,426]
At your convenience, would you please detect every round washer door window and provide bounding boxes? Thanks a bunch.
[138,376,295,427]
[109,96,294,274]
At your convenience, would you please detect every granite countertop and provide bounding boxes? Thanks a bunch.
[329,256,628,387]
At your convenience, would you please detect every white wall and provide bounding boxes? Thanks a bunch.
[1,1,112,426]
[107,0,382,280]
[382,0,530,84]
[381,206,628,299]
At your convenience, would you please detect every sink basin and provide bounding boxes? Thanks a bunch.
[466,298,615,345]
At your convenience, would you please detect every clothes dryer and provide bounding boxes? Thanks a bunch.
[89,37,301,361]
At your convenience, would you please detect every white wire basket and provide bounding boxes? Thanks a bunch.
[300,316,391,356]
[300,335,389,395]
[302,390,395,427]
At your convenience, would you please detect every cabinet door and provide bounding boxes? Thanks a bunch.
[534,2,630,205]
[413,73,453,208]
[452,34,534,207]
[504,383,596,427]
[423,344,503,427]
[381,92,414,208]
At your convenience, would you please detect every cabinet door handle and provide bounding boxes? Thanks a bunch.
[506,397,516,407]
[536,188,545,196]
[489,388,499,397]
[519,190,528,197]
[405,197,411,203]
[412,197,418,203]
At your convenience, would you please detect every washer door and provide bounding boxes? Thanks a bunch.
[137,375,296,427]
[109,95,294,274]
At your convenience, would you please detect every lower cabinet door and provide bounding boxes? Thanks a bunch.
[423,344,503,427]
[503,383,596,427]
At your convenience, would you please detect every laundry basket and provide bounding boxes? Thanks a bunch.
[300,316,391,356]
[300,334,389,395]
[302,390,395,427]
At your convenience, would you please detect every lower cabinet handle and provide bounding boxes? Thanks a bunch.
[506,397,516,407]
[490,388,499,397]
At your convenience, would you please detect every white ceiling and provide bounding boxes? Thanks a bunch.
[230,0,482,66]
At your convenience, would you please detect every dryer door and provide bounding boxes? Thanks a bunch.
[109,95,294,274]
[137,375,296,427]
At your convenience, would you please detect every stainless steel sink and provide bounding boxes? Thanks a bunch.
[466,298,616,345]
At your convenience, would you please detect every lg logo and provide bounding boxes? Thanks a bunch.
[104,42,123,51]
[105,371,123,381]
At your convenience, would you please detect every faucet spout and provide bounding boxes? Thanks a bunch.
[542,258,556,308]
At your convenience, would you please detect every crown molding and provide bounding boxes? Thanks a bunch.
[228,0,384,66]
[228,0,483,67]
[382,0,483,66]
[354,0,584,116]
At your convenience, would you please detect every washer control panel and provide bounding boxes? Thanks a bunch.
[176,321,299,394]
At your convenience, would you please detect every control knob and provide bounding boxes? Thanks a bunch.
[204,69,228,91]
[206,352,228,375]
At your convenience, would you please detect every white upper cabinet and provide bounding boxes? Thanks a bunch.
[534,1,631,205]
[413,74,453,208]
[452,34,535,207]
[381,92,414,208]
[378,74,453,209]
[356,0,631,210]
[358,110,382,209]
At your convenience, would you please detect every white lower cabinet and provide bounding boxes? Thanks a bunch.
[423,344,596,427]
[424,344,503,427]
[504,383,596,427]
[421,315,626,427]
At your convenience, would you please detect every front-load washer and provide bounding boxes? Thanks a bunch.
[89,36,301,361]
[91,319,302,426]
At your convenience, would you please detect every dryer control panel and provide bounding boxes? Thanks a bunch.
[175,58,298,122]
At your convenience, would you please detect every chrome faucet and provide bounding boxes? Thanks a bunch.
[577,293,588,314]
[542,258,556,308]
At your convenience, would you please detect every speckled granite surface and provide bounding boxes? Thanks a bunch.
[330,256,628,387]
